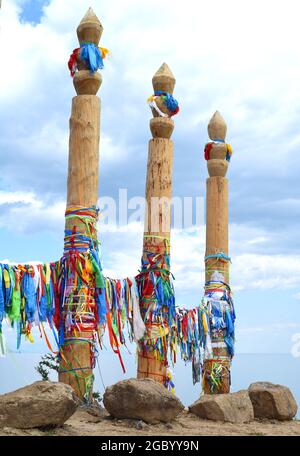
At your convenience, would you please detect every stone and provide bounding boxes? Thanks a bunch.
[248,382,298,421]
[135,420,144,430]
[0,381,78,429]
[189,390,254,423]
[103,378,184,424]
[79,403,107,421]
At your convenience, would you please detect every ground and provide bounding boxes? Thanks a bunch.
[0,408,300,436]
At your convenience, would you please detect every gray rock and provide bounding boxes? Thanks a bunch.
[0,381,78,429]
[135,420,144,430]
[248,382,298,421]
[189,390,254,423]
[80,403,107,420]
[103,378,184,424]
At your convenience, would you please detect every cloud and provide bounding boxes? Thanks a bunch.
[1,0,300,305]
[1,184,300,295]
[237,323,300,335]
[0,191,36,205]
[98,222,300,295]
[0,190,65,234]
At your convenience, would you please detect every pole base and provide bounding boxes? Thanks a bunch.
[202,359,231,394]
[137,350,167,385]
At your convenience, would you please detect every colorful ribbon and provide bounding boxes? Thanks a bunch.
[204,142,233,161]
[68,44,109,77]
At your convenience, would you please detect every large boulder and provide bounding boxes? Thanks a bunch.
[103,378,184,424]
[0,381,78,429]
[189,390,254,423]
[248,382,298,421]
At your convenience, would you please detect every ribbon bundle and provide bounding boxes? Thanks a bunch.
[148,91,179,118]
[136,237,175,368]
[68,43,109,77]
[169,306,202,385]
[204,140,233,161]
[199,266,236,392]
[202,359,230,393]
[56,206,104,354]
[100,276,145,372]
[170,307,200,364]
[0,262,58,352]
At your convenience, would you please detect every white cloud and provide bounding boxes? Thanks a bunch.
[98,222,300,294]
[0,190,65,233]
[237,323,300,335]
[0,191,36,205]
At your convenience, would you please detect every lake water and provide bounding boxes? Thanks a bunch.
[0,350,299,418]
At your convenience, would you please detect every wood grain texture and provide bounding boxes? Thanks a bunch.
[144,138,173,237]
[137,138,174,384]
[67,95,100,207]
[205,177,228,261]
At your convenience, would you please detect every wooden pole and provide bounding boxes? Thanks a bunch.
[137,63,176,385]
[202,111,232,394]
[58,8,103,401]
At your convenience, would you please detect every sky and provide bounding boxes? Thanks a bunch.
[0,0,300,357]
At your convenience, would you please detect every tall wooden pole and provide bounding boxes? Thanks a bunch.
[58,8,103,401]
[137,63,176,385]
[202,111,234,394]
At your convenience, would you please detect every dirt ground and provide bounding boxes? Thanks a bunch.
[1,408,300,436]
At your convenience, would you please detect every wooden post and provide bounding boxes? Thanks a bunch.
[58,8,103,401]
[137,63,176,385]
[202,111,233,394]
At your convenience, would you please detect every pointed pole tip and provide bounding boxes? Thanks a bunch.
[208,111,227,140]
[80,6,101,24]
[211,110,224,120]
[152,63,176,94]
[77,7,103,45]
[154,62,174,79]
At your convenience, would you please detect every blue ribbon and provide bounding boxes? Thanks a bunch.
[154,91,178,113]
[80,43,104,73]
[204,252,231,262]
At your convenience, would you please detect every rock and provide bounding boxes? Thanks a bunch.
[135,420,144,430]
[248,382,298,421]
[103,378,184,424]
[0,381,78,429]
[80,403,107,420]
[189,390,254,423]
[164,422,173,429]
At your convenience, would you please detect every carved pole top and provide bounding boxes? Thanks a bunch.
[149,63,178,139]
[71,8,104,96]
[77,7,103,46]
[208,111,227,141]
[152,62,176,94]
[206,111,231,177]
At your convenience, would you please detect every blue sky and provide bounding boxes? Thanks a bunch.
[0,0,300,357]
[18,0,49,23]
